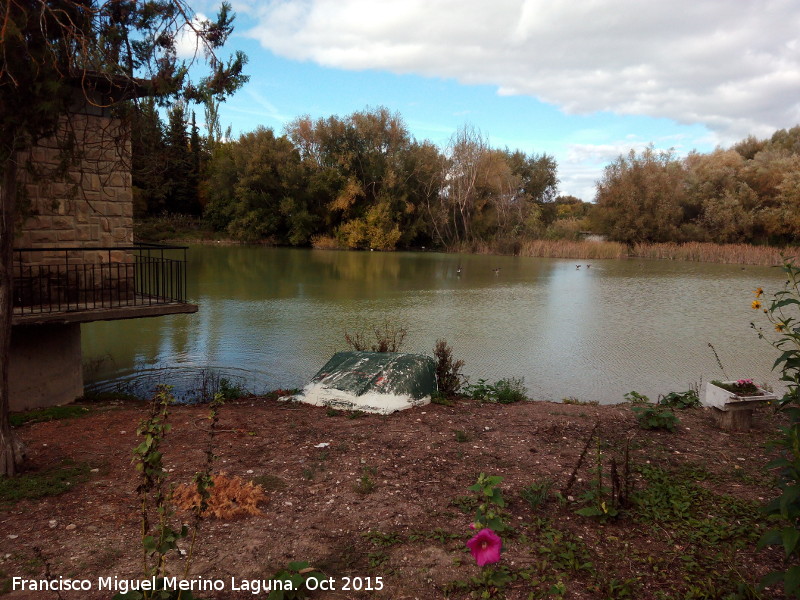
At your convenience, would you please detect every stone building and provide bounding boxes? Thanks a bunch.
[10,78,197,411]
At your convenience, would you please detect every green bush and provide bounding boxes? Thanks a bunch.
[433,339,465,397]
[660,389,701,409]
[464,377,527,403]
[631,404,679,432]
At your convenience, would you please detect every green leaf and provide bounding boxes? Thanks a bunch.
[786,565,800,596]
[783,527,800,559]
[758,528,783,549]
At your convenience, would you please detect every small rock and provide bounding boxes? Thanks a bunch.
[65,524,77,531]
[90,468,99,473]
[48,520,57,529]
[246,469,254,474]
[7,535,18,540]
[87,525,98,532]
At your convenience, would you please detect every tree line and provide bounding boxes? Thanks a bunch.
[134,104,800,250]
[591,128,800,246]
[133,106,566,250]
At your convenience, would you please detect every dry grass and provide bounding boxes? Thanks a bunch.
[517,239,628,259]
[172,472,269,519]
[446,237,798,265]
[310,234,342,250]
[631,242,799,266]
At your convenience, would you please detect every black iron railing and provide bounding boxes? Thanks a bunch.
[12,243,189,314]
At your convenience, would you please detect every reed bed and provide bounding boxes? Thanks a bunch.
[517,239,628,259]
[447,238,797,265]
[630,242,798,266]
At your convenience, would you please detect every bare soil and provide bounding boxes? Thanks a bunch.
[0,397,789,599]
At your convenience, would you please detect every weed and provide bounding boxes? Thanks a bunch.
[623,390,650,404]
[431,391,455,406]
[451,495,478,514]
[367,552,388,569]
[454,429,470,443]
[575,437,621,521]
[347,410,367,419]
[468,473,510,532]
[111,384,224,600]
[345,319,407,352]
[562,397,599,406]
[183,370,248,404]
[0,459,90,503]
[659,389,701,409]
[9,405,90,427]
[355,466,376,494]
[464,377,527,403]
[325,407,341,417]
[631,404,680,432]
[494,377,527,403]
[521,479,554,511]
[363,531,403,547]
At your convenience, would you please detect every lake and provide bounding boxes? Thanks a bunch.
[82,245,789,404]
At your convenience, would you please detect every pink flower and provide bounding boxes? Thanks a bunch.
[466,528,502,566]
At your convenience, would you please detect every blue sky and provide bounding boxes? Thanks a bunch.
[184,0,800,200]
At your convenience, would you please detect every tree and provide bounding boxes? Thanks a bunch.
[0,0,247,476]
[593,146,685,245]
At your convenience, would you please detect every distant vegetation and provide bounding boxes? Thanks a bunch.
[132,103,800,254]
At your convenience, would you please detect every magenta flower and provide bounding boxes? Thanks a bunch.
[466,528,502,566]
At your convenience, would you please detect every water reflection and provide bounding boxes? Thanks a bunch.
[82,246,787,404]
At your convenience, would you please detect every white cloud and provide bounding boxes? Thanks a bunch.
[244,0,800,143]
[174,13,210,60]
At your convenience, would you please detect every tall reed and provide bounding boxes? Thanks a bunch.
[630,242,798,266]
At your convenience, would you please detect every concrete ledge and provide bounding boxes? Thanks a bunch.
[12,302,198,326]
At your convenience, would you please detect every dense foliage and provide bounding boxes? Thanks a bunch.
[136,101,800,250]
[134,107,564,250]
[592,129,800,246]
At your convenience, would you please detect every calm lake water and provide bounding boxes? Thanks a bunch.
[82,245,789,404]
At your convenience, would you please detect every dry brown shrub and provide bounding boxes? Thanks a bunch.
[172,473,269,519]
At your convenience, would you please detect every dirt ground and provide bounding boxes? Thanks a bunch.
[0,396,790,600]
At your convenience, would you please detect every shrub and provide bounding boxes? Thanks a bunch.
[493,377,527,404]
[660,389,701,409]
[345,319,407,352]
[631,404,680,432]
[464,377,527,403]
[434,339,465,397]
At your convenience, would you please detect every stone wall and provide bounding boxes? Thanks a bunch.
[16,109,134,252]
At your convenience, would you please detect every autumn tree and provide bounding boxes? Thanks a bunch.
[593,146,685,245]
[0,0,247,476]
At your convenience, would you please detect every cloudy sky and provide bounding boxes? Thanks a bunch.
[192,0,800,200]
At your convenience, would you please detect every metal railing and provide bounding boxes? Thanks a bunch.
[12,243,189,315]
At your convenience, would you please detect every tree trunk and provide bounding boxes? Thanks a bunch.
[1,158,25,476]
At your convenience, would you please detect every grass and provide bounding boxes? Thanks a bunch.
[631,241,799,266]
[452,237,799,265]
[0,460,91,504]
[10,405,91,427]
[518,239,628,259]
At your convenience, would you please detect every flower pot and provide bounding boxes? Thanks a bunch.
[702,381,777,431]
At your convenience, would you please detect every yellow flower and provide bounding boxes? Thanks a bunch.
[751,300,762,310]
[754,287,764,297]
